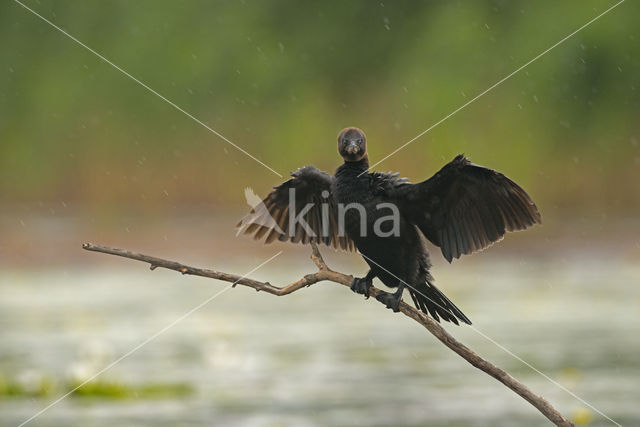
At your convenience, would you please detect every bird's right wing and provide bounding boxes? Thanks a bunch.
[237,166,355,251]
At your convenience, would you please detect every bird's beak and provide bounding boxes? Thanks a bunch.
[346,142,359,154]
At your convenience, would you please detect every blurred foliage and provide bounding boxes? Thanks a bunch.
[0,370,192,400]
[0,371,54,398]
[70,381,193,400]
[0,0,638,215]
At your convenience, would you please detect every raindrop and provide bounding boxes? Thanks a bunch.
[278,42,284,53]
[484,23,490,29]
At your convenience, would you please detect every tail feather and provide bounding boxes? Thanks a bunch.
[408,280,471,325]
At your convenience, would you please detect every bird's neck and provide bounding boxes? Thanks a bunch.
[334,156,371,204]
[339,155,369,174]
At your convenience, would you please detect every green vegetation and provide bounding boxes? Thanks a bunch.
[70,381,193,400]
[0,371,55,398]
[0,371,192,400]
[1,1,638,214]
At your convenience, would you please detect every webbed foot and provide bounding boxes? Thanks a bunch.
[375,290,402,312]
[350,277,373,298]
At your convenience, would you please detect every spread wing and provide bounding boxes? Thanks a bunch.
[385,154,541,262]
[237,165,355,251]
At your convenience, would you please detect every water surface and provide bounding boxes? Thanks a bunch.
[1,255,638,426]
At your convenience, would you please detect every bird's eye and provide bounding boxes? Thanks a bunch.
[358,138,363,144]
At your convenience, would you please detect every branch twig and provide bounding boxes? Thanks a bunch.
[82,242,574,426]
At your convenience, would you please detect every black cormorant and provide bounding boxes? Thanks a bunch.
[238,127,541,325]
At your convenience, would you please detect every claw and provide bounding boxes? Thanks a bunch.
[350,277,373,298]
[375,291,402,312]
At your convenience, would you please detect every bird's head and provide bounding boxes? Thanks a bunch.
[337,127,367,162]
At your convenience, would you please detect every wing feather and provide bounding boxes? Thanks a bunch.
[385,154,540,262]
[237,165,355,251]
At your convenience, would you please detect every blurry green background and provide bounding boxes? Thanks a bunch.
[1,0,639,214]
[1,1,639,426]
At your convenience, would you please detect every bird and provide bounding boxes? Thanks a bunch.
[237,127,541,325]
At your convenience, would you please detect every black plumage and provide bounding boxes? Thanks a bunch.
[238,127,541,325]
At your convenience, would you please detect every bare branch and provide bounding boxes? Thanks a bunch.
[82,242,574,426]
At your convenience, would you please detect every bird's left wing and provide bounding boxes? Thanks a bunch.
[377,154,541,262]
[237,166,355,251]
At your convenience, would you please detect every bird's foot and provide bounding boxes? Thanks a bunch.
[375,291,402,312]
[350,277,373,298]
